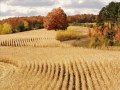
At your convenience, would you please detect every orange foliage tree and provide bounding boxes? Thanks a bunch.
[44,7,68,30]
[115,28,120,42]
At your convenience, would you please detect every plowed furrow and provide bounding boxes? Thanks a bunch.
[78,60,87,90]
[92,61,107,90]
[81,59,94,90]
[68,62,74,90]
[75,60,82,90]
[53,63,64,90]
[35,63,55,89]
[99,61,111,83]
[95,61,110,89]
[46,63,60,90]
[85,61,99,90]
[73,61,81,90]
[32,61,52,89]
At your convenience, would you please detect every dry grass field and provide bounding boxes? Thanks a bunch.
[0,26,120,90]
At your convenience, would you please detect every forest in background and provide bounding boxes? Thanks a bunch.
[0,14,97,34]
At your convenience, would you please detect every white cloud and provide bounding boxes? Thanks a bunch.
[6,0,55,7]
[0,0,119,20]
[61,0,105,9]
[74,8,100,15]
[101,0,120,5]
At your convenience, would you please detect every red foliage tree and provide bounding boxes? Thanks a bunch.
[44,7,68,30]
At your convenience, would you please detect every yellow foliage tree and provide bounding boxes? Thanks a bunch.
[2,23,12,34]
[23,21,29,30]
[0,24,3,34]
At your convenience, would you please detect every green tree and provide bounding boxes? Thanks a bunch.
[98,2,120,23]
[18,23,25,32]
[118,5,120,27]
[35,23,44,29]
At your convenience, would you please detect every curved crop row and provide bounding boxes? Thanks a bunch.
[0,51,119,90]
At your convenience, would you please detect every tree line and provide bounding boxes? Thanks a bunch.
[0,11,97,34]
[0,16,44,34]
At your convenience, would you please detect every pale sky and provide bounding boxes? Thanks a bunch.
[0,0,120,20]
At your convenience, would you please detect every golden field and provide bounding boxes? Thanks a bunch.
[0,26,120,90]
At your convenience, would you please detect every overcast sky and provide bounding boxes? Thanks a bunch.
[0,0,119,20]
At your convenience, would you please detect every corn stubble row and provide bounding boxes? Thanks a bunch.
[0,30,70,47]
[0,29,120,90]
[0,47,120,90]
[0,38,63,47]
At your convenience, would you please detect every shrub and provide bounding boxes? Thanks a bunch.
[115,29,120,42]
[35,23,44,29]
[89,37,102,48]
[114,41,120,46]
[44,7,68,30]
[56,30,81,41]
[89,26,120,47]
[88,29,92,37]
[12,29,20,33]
[89,24,94,28]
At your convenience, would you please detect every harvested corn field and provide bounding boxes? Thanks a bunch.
[0,29,70,47]
[0,29,120,90]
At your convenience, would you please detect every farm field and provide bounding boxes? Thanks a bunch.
[0,26,120,90]
[0,29,70,47]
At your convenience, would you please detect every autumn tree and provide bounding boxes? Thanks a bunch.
[0,16,44,33]
[0,24,3,34]
[2,23,12,34]
[23,20,29,30]
[67,14,97,24]
[44,7,68,30]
